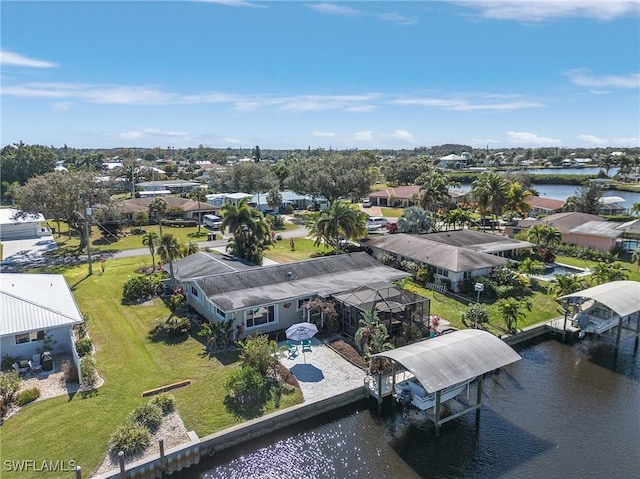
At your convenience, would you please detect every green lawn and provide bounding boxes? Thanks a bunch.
[556,255,640,283]
[0,257,301,478]
[381,207,404,218]
[266,237,328,263]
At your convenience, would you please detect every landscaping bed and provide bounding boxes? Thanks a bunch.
[327,339,368,369]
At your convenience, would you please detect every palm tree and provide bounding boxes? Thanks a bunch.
[505,181,532,218]
[148,197,168,236]
[157,233,183,289]
[632,247,640,272]
[599,154,615,177]
[182,239,200,257]
[221,198,272,265]
[497,297,529,333]
[306,200,367,251]
[548,274,584,297]
[419,172,452,213]
[266,189,283,213]
[592,262,629,285]
[630,202,640,217]
[527,224,562,256]
[142,231,159,271]
[354,309,394,363]
[396,206,436,234]
[472,171,507,230]
[189,187,208,235]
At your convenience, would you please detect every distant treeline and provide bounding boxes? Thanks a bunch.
[448,172,597,185]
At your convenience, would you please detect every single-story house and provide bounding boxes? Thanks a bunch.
[367,186,468,208]
[182,252,411,339]
[0,209,50,241]
[205,193,254,214]
[364,233,511,292]
[537,212,623,252]
[1,273,84,375]
[421,229,534,258]
[136,180,203,194]
[249,191,328,213]
[120,196,217,223]
[162,251,256,285]
[524,196,565,217]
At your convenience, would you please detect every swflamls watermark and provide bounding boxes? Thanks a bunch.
[3,460,77,472]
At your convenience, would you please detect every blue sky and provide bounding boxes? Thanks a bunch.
[2,1,639,150]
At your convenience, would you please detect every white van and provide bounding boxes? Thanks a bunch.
[203,214,223,230]
[366,216,389,231]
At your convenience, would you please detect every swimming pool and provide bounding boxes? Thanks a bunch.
[535,263,588,281]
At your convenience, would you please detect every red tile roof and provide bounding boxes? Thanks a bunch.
[525,196,565,210]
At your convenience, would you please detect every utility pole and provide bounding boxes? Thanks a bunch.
[81,195,93,275]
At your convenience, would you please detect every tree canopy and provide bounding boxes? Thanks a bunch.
[0,142,57,191]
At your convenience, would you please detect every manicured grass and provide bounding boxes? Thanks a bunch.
[0,257,301,478]
[381,207,404,218]
[266,237,326,263]
[556,255,640,283]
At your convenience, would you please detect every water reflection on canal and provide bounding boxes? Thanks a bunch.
[182,337,640,479]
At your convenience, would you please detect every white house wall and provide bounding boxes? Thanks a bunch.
[1,325,75,361]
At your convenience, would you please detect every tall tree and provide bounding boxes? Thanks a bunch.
[418,170,455,214]
[157,233,183,289]
[221,198,272,266]
[564,184,602,215]
[305,200,368,251]
[527,224,562,256]
[396,206,436,234]
[0,142,57,188]
[505,181,532,217]
[148,197,168,236]
[266,189,283,213]
[472,171,507,229]
[189,187,208,234]
[16,170,109,252]
[142,232,159,271]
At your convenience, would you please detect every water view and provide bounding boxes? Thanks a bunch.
[180,337,640,479]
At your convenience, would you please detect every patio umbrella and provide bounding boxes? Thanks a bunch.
[285,322,318,363]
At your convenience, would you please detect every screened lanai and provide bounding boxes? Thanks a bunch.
[331,281,430,338]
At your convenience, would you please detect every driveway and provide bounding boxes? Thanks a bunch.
[0,235,58,265]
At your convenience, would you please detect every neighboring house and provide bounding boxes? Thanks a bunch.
[162,251,256,286]
[120,196,217,223]
[437,154,467,169]
[364,233,511,292]
[249,191,328,213]
[616,219,640,252]
[0,209,50,241]
[0,273,84,375]
[421,230,533,258]
[182,252,411,339]
[598,196,627,216]
[205,193,253,215]
[538,212,623,252]
[503,218,538,238]
[136,180,202,194]
[524,196,565,217]
[368,186,421,207]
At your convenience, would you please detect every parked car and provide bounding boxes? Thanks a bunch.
[366,216,389,231]
[363,199,372,208]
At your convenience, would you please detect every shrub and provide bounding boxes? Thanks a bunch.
[16,387,41,406]
[122,275,162,303]
[61,360,79,383]
[127,402,163,431]
[0,371,22,417]
[80,356,98,388]
[163,316,191,336]
[224,365,269,406]
[75,337,93,357]
[148,393,175,414]
[109,423,151,456]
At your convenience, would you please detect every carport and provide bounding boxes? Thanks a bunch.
[367,329,521,435]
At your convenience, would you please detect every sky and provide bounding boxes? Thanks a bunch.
[1,1,639,150]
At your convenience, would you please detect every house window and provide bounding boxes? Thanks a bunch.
[245,305,276,329]
[190,285,199,297]
[297,297,313,311]
[215,307,226,319]
[15,330,45,344]
[463,271,473,280]
[436,268,449,278]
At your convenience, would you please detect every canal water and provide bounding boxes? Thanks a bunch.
[180,337,640,478]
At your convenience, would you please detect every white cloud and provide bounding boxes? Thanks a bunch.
[507,131,561,146]
[387,130,416,143]
[376,12,417,25]
[120,128,189,141]
[50,101,72,111]
[307,3,364,16]
[392,96,544,111]
[566,69,640,89]
[453,1,638,22]
[354,131,374,141]
[0,50,56,68]
[577,134,608,145]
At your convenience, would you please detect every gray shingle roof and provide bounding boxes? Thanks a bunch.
[365,234,507,272]
[423,230,533,253]
[569,221,623,238]
[194,252,410,311]
[163,251,255,282]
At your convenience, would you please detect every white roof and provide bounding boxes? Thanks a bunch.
[224,193,253,200]
[0,274,83,336]
[0,209,44,225]
[559,281,640,318]
[599,196,626,205]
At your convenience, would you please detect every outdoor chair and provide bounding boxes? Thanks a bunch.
[12,360,30,375]
[28,354,42,373]
[286,340,298,359]
[302,339,312,353]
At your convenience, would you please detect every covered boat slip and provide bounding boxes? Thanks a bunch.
[366,329,521,435]
[558,281,640,352]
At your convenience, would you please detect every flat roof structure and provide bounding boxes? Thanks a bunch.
[559,281,640,319]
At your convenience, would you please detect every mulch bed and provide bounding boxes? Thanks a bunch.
[327,340,368,369]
